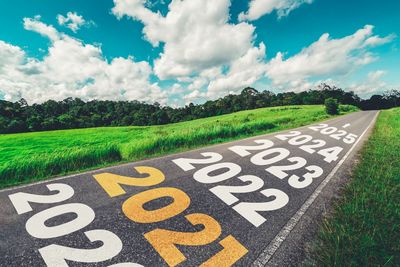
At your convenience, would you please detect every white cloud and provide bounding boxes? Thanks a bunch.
[239,0,313,21]
[57,12,94,33]
[112,0,257,80]
[364,33,396,47]
[23,16,60,41]
[266,25,394,88]
[368,70,386,80]
[207,43,267,98]
[0,16,166,104]
[0,41,25,71]
[347,70,388,96]
[183,89,206,104]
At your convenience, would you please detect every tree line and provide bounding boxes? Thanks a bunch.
[1,84,399,134]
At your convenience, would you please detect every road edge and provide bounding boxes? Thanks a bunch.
[251,111,379,267]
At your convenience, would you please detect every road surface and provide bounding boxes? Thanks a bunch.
[0,111,378,267]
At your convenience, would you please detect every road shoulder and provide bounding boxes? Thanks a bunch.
[259,112,379,267]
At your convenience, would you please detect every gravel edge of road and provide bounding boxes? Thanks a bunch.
[259,112,379,267]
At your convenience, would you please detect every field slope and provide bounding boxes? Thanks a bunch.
[0,105,356,188]
[310,107,400,266]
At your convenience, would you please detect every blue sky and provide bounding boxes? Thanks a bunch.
[0,0,398,105]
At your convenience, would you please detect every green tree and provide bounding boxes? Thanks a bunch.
[325,98,339,115]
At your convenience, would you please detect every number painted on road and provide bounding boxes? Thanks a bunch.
[308,123,358,144]
[209,175,264,205]
[343,133,358,144]
[8,183,74,214]
[320,127,338,135]
[7,115,362,267]
[145,213,221,266]
[288,135,313,146]
[228,139,274,157]
[251,147,291,166]
[174,154,291,227]
[145,213,248,267]
[233,189,289,227]
[288,165,324,189]
[266,157,307,179]
[193,162,242,184]
[93,166,165,197]
[330,130,347,140]
[199,235,248,267]
[309,123,328,131]
[8,183,144,266]
[317,146,343,163]
[299,139,326,154]
[172,152,223,171]
[122,187,191,223]
[25,203,95,239]
[275,131,302,141]
[95,167,249,266]
[39,229,131,267]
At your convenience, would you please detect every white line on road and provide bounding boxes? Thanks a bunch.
[343,123,351,128]
[251,111,379,267]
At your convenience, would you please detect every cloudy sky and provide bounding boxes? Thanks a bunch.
[0,0,399,105]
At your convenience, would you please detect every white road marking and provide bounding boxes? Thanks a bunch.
[251,111,379,267]
[342,123,351,128]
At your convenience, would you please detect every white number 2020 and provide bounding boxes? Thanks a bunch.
[8,183,74,215]
[39,229,143,267]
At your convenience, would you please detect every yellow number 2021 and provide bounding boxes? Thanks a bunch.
[144,213,248,267]
[93,166,165,197]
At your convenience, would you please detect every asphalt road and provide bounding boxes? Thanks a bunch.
[0,111,378,267]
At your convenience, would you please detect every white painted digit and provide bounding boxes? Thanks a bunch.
[320,127,337,135]
[209,175,264,205]
[288,165,323,189]
[39,229,130,267]
[288,135,313,146]
[343,133,358,144]
[251,148,290,166]
[193,163,241,184]
[25,203,95,239]
[330,130,347,140]
[317,146,343,163]
[8,183,74,215]
[299,139,326,154]
[228,139,274,157]
[233,189,289,227]
[275,131,302,141]
[266,157,307,179]
[172,152,223,171]
[309,124,328,131]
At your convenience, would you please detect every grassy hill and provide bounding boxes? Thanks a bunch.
[0,105,357,188]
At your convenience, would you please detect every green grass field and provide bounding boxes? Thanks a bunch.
[0,105,357,188]
[310,107,400,266]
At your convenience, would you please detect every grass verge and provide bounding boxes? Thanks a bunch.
[309,107,400,266]
[0,105,358,188]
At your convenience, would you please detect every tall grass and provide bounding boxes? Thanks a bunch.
[309,108,400,266]
[0,105,357,188]
[124,120,277,159]
[0,145,121,187]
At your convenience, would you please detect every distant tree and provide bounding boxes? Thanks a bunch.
[325,98,339,115]
[0,116,9,133]
[8,119,27,133]
[0,84,399,134]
